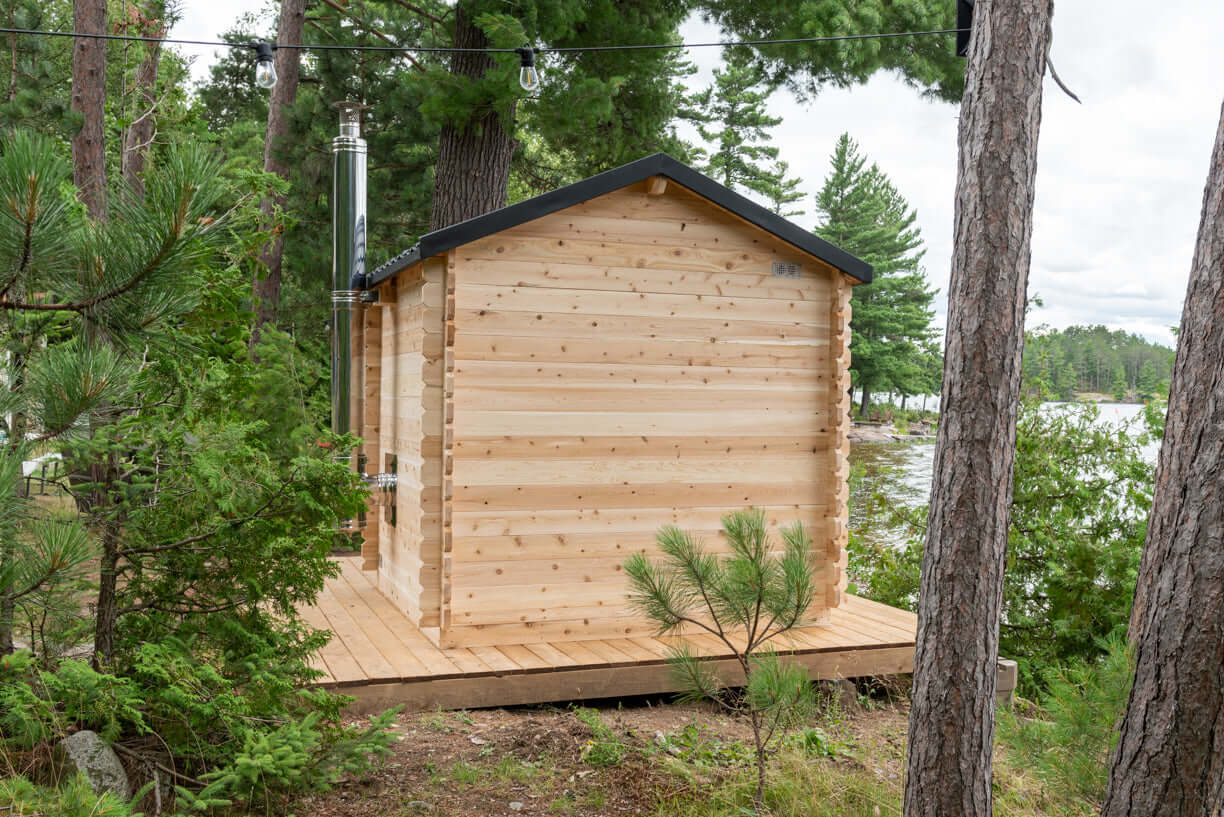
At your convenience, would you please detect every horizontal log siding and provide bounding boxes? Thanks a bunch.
[440,183,843,647]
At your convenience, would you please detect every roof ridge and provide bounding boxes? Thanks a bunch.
[365,152,872,287]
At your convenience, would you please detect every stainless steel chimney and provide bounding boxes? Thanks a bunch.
[330,103,395,533]
[331,102,366,460]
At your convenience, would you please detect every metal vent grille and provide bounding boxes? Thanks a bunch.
[771,261,802,278]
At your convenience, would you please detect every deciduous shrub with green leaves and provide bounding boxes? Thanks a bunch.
[849,400,1156,694]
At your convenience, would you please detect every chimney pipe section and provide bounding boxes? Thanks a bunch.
[331,102,366,464]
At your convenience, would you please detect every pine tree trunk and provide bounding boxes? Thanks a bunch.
[859,386,871,418]
[0,597,12,654]
[251,0,306,348]
[71,0,107,221]
[120,4,163,198]
[429,3,517,231]
[903,2,1052,816]
[92,519,120,668]
[1099,99,1224,817]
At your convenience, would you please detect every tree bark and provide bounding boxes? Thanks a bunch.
[1099,99,1224,817]
[428,3,517,231]
[121,4,164,198]
[859,386,872,418]
[71,0,108,221]
[251,0,306,348]
[903,2,1052,816]
[92,519,120,667]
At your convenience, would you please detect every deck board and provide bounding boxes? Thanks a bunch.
[301,557,917,714]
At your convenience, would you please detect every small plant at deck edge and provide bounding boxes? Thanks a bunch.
[624,508,818,815]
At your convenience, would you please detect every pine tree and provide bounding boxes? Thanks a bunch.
[762,160,806,218]
[904,1,1053,812]
[1101,96,1224,817]
[0,130,225,655]
[625,509,817,815]
[814,134,938,416]
[1137,359,1159,398]
[1111,364,1129,402]
[0,1,76,138]
[691,52,782,196]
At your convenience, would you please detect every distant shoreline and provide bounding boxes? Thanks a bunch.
[1060,391,1163,405]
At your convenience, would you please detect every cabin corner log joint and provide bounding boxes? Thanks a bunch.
[347,152,875,653]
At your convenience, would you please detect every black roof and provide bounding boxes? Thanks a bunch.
[366,152,872,287]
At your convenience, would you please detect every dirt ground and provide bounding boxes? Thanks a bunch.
[296,689,912,817]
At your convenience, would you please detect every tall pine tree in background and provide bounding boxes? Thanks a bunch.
[691,51,782,196]
[762,159,806,217]
[814,133,938,416]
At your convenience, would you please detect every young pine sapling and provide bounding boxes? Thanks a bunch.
[625,508,818,814]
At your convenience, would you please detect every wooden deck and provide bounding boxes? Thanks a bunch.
[301,557,917,715]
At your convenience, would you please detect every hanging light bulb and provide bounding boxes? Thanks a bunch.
[515,46,540,92]
[254,42,278,90]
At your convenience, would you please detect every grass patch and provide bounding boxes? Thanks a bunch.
[450,760,482,785]
[492,755,540,783]
[574,707,629,767]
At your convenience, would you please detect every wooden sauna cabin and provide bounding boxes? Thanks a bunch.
[347,153,872,651]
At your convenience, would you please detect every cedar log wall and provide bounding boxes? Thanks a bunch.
[364,180,854,648]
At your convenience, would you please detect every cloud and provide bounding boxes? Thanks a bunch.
[683,1,1224,348]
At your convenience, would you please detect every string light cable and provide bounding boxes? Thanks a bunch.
[0,24,970,91]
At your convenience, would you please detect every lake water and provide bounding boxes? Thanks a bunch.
[848,402,1158,547]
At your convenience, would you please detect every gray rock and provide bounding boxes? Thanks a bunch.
[54,730,130,800]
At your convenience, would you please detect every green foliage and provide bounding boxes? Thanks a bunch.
[0,652,149,748]
[0,127,391,814]
[654,722,755,768]
[850,401,1155,694]
[1022,325,1174,402]
[0,1,78,139]
[1,640,394,813]
[0,128,227,659]
[691,52,784,196]
[625,508,818,813]
[814,134,939,415]
[193,18,271,134]
[173,708,397,814]
[701,0,964,102]
[574,707,628,767]
[1003,403,1152,680]
[626,510,816,644]
[191,0,966,351]
[998,638,1133,810]
[762,160,807,218]
[0,774,137,817]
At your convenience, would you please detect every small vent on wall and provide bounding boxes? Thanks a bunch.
[772,261,802,278]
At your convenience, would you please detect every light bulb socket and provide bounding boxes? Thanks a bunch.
[515,46,536,68]
[253,41,278,89]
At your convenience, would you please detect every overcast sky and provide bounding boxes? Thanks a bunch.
[174,1,1224,347]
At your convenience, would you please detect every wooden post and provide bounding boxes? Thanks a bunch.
[827,274,853,610]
